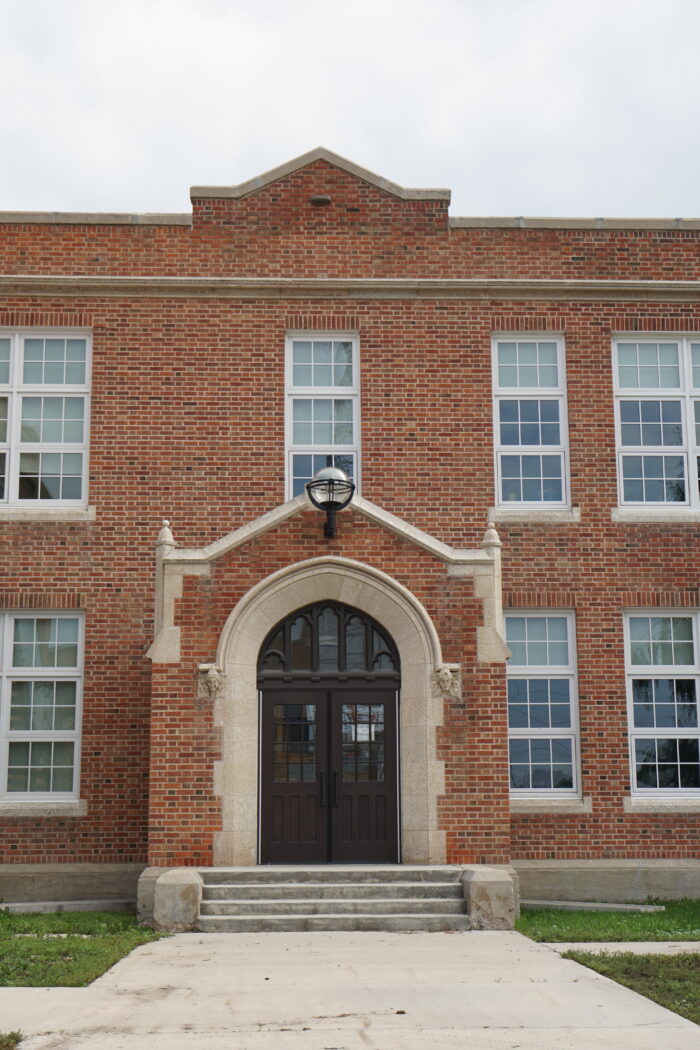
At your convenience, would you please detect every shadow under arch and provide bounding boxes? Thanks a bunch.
[213,556,446,866]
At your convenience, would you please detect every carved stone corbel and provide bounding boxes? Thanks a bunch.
[197,664,225,699]
[432,663,462,700]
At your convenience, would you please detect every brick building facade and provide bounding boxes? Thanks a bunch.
[1,148,699,904]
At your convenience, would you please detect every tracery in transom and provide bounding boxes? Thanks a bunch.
[258,602,400,681]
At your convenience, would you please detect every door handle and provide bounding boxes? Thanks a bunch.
[320,770,327,807]
[333,771,340,807]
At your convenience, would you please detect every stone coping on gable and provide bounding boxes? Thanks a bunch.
[164,494,494,569]
[189,147,451,202]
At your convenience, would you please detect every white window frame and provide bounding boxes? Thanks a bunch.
[285,332,361,500]
[0,612,84,801]
[624,611,700,797]
[492,335,570,508]
[505,611,580,798]
[613,336,700,509]
[0,330,91,507]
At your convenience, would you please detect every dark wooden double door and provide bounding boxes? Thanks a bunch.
[260,686,398,864]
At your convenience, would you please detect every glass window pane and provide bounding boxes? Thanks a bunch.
[318,607,339,671]
[499,365,518,387]
[290,616,312,670]
[345,615,366,671]
[293,364,312,386]
[52,768,74,791]
[498,342,517,364]
[30,768,52,791]
[0,338,10,384]
[293,340,312,363]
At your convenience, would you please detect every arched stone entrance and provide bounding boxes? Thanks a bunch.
[212,556,446,866]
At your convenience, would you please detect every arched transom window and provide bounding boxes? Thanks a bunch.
[258,602,400,680]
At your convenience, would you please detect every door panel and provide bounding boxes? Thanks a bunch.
[330,691,398,863]
[260,687,398,863]
[260,695,328,863]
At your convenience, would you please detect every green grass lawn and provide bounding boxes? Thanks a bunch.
[517,901,700,1028]
[565,950,700,1027]
[0,910,163,988]
[516,899,700,942]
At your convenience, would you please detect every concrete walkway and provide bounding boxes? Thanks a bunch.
[2,931,698,1049]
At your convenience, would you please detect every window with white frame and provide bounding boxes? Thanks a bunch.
[1,613,83,798]
[614,337,700,507]
[285,334,360,498]
[505,613,579,794]
[0,332,90,505]
[625,613,700,793]
[492,337,569,506]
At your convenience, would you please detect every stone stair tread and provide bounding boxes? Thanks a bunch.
[198,914,472,931]
[200,898,466,916]
[203,880,458,889]
[199,911,468,919]
[199,898,461,907]
[202,881,461,890]
[199,866,464,884]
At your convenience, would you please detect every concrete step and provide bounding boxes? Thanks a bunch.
[200,897,466,917]
[197,913,472,933]
[202,880,462,901]
[199,866,463,885]
[196,867,470,933]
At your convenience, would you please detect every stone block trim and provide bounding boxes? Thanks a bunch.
[0,863,145,904]
[462,866,520,929]
[512,859,700,903]
[152,868,203,932]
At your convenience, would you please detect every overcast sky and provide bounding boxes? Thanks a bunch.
[1,0,698,218]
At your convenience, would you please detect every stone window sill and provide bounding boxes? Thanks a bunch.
[490,506,581,524]
[0,799,87,818]
[510,796,591,814]
[612,507,700,524]
[0,506,96,522]
[623,796,700,813]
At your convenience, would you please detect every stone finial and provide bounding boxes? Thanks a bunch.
[432,663,462,700]
[157,519,175,547]
[198,664,225,699]
[481,520,501,549]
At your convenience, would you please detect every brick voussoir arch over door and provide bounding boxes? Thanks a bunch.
[212,556,446,866]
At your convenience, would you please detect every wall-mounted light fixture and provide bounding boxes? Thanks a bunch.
[305,466,355,538]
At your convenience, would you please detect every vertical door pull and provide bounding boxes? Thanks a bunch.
[320,770,327,807]
[333,771,340,807]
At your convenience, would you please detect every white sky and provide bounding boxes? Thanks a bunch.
[1,0,699,217]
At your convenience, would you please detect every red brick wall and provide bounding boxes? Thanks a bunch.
[1,158,699,867]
